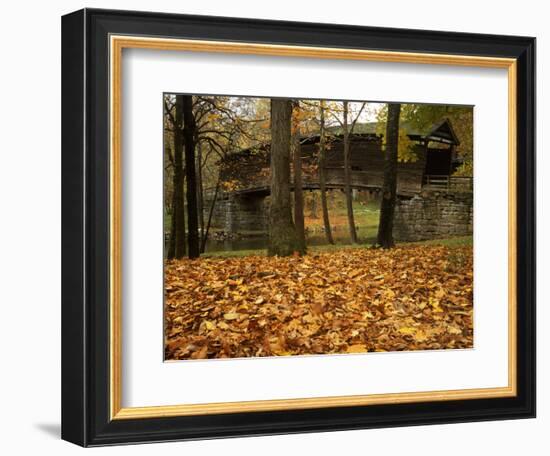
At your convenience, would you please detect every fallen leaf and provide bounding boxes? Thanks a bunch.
[346,344,367,353]
[164,245,473,360]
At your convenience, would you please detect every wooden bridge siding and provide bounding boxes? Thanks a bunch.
[220,152,268,189]
[321,140,383,169]
[396,145,427,194]
[222,141,428,196]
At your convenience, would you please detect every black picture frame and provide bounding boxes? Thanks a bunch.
[62,8,536,447]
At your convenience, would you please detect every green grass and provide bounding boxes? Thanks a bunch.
[404,236,473,248]
[166,197,472,258]
[202,243,364,258]
[303,200,379,245]
[202,248,266,258]
[201,236,473,258]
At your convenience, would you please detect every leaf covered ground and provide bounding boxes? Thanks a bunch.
[164,245,473,360]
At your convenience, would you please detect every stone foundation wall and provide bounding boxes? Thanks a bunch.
[393,192,473,242]
[207,190,473,241]
[206,194,268,233]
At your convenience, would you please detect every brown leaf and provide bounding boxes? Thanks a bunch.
[164,245,473,359]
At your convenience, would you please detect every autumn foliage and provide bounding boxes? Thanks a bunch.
[164,245,473,360]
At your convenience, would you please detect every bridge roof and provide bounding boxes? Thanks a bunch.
[224,119,459,160]
[408,119,460,146]
[327,119,459,145]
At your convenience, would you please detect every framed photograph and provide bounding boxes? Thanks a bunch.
[61,8,535,447]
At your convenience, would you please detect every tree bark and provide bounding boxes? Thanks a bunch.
[268,99,301,256]
[377,103,401,248]
[172,97,187,259]
[166,143,177,259]
[292,117,306,253]
[343,101,358,243]
[318,101,334,244]
[182,95,200,259]
[196,141,205,244]
[201,174,221,254]
[167,175,177,259]
[309,192,318,218]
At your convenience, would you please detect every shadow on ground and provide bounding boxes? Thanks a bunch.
[34,423,60,439]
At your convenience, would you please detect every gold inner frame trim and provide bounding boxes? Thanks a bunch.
[109,35,518,420]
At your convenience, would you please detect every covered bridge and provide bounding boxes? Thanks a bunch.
[210,119,472,233]
[220,118,468,197]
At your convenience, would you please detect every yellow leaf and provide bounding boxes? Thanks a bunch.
[204,320,215,330]
[347,344,367,353]
[398,327,416,335]
[223,312,240,320]
[192,345,208,359]
[429,297,443,312]
[384,289,396,299]
[413,330,428,342]
[447,326,462,335]
[272,350,293,356]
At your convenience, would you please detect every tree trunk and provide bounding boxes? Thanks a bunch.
[343,101,358,243]
[196,141,205,244]
[268,99,301,256]
[309,192,318,218]
[292,120,306,253]
[377,103,401,248]
[167,176,177,259]
[166,143,177,259]
[318,101,334,244]
[173,97,187,259]
[201,175,221,254]
[182,95,200,259]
